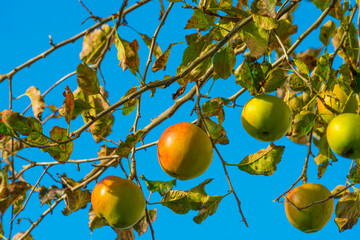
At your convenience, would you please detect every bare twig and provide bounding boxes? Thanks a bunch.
[194,83,248,227]
[274,132,313,202]
[0,0,151,84]
[273,0,337,68]
[11,166,51,225]
[143,2,175,83]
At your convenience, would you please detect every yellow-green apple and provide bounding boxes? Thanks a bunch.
[157,122,213,180]
[326,113,360,159]
[285,183,334,233]
[317,84,357,123]
[91,176,146,229]
[241,94,292,142]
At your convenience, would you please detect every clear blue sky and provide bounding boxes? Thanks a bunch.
[1,0,359,239]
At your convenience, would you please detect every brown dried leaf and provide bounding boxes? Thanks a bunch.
[25,86,45,121]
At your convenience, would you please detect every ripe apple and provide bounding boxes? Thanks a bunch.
[241,94,292,142]
[285,183,334,233]
[326,113,360,159]
[157,122,213,180]
[91,176,146,229]
[317,84,357,123]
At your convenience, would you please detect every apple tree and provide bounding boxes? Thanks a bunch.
[1,0,360,239]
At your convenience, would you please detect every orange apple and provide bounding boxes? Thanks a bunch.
[157,122,213,180]
[285,183,334,233]
[91,176,146,229]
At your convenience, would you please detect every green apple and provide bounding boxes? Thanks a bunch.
[91,176,146,229]
[241,94,292,142]
[285,183,334,233]
[326,113,360,159]
[157,122,213,180]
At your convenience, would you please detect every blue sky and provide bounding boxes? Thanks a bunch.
[1,0,360,239]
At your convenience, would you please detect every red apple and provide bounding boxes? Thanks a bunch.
[91,176,146,229]
[157,122,213,180]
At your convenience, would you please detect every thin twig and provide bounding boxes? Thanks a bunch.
[273,0,337,68]
[11,165,51,225]
[143,2,175,83]
[274,132,313,202]
[0,0,151,84]
[194,82,248,227]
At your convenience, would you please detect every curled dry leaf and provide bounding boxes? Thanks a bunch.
[25,86,45,121]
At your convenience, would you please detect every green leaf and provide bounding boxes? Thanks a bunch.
[234,57,264,95]
[161,179,223,223]
[313,135,337,179]
[213,46,236,79]
[288,73,309,92]
[80,24,112,64]
[311,0,330,11]
[152,43,179,73]
[253,15,278,30]
[185,9,216,31]
[44,126,73,162]
[122,87,139,116]
[290,111,316,138]
[335,192,360,232]
[70,98,92,120]
[239,21,269,58]
[133,208,157,237]
[177,34,212,86]
[140,33,162,59]
[115,37,140,75]
[320,20,337,46]
[269,19,298,50]
[0,118,15,137]
[237,143,284,176]
[202,97,230,125]
[25,86,45,121]
[193,195,224,224]
[349,164,360,183]
[140,175,176,196]
[261,68,287,93]
[1,110,34,136]
[315,53,331,83]
[77,63,100,95]
[26,116,48,145]
[203,118,229,145]
[293,59,310,76]
[115,130,145,158]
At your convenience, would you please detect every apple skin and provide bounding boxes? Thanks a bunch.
[91,176,146,229]
[285,183,334,233]
[317,84,357,123]
[157,122,213,180]
[241,94,292,142]
[326,113,360,159]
